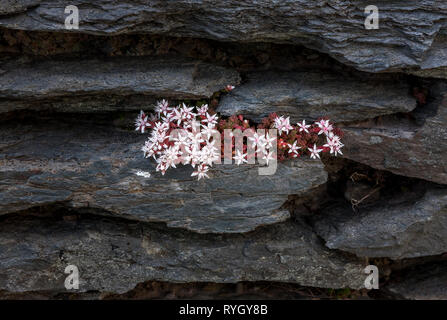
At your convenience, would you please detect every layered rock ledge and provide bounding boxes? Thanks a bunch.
[0,213,366,293]
[312,186,447,259]
[1,1,446,75]
[0,56,240,113]
[341,81,447,185]
[217,71,416,123]
[0,118,327,233]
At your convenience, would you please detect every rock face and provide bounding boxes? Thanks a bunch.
[0,56,240,113]
[1,0,447,299]
[0,118,327,234]
[386,261,447,300]
[408,34,447,79]
[341,81,447,185]
[217,71,416,123]
[0,213,366,293]
[0,1,446,75]
[312,187,447,259]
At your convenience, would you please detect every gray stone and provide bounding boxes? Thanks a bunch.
[0,94,160,114]
[410,67,447,79]
[312,187,447,259]
[408,34,447,79]
[217,71,416,123]
[0,56,240,113]
[386,261,447,300]
[0,119,327,233]
[341,81,447,185]
[0,213,366,294]
[0,1,446,75]
[0,0,40,15]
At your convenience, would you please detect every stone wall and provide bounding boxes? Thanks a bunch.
[0,1,446,299]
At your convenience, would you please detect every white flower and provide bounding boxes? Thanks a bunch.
[200,142,220,166]
[315,119,333,136]
[142,139,155,158]
[331,143,343,156]
[164,145,182,169]
[287,141,301,157]
[308,144,323,159]
[183,145,202,167]
[201,123,218,140]
[171,107,183,126]
[297,120,311,133]
[197,104,209,116]
[328,132,341,144]
[189,131,205,148]
[274,116,293,135]
[264,133,276,150]
[181,103,196,122]
[191,164,210,180]
[135,111,150,133]
[155,99,170,115]
[171,130,189,147]
[150,128,169,144]
[248,132,267,150]
[153,121,169,134]
[262,150,276,165]
[155,158,168,175]
[233,150,248,165]
[203,112,218,125]
[323,134,344,156]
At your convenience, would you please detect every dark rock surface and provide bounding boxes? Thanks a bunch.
[341,81,447,185]
[0,118,327,233]
[0,94,161,114]
[0,1,446,75]
[217,71,416,123]
[0,213,366,293]
[408,34,447,79]
[312,186,447,259]
[386,261,447,300]
[0,0,40,15]
[1,1,446,299]
[0,56,240,113]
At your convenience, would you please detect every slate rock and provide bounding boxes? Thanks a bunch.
[386,261,447,300]
[408,34,447,79]
[217,71,416,123]
[0,214,367,294]
[0,1,446,75]
[0,56,240,113]
[0,0,40,15]
[341,81,447,185]
[312,187,447,259]
[0,119,327,233]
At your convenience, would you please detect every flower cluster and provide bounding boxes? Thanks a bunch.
[135,99,343,180]
[135,100,220,180]
[270,115,344,160]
